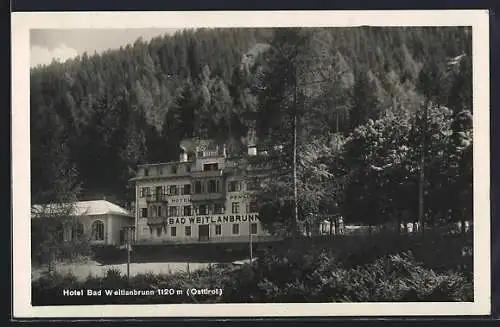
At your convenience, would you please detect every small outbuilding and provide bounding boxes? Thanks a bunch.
[31,200,135,246]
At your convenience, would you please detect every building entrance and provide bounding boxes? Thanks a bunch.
[198,224,210,241]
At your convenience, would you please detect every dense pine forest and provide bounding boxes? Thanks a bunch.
[30,26,472,225]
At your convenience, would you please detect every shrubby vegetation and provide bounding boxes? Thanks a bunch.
[31,205,92,268]
[32,233,473,305]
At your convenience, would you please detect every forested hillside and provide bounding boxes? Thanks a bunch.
[30,26,472,209]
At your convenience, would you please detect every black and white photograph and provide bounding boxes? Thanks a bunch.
[12,10,490,318]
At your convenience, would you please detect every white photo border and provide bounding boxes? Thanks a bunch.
[11,10,491,318]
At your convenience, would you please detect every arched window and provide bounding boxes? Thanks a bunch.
[91,220,104,241]
[72,222,84,240]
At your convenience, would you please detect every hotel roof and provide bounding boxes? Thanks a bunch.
[31,200,133,218]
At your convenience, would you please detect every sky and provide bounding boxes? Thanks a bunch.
[30,28,179,67]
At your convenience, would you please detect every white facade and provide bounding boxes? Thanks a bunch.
[31,200,135,246]
[130,138,272,245]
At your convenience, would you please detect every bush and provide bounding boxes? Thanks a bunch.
[238,251,473,303]
[32,243,473,305]
[31,218,93,267]
[280,232,473,280]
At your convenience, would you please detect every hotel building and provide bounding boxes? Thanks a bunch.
[129,137,275,245]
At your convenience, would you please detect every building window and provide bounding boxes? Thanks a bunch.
[194,181,202,194]
[228,181,241,192]
[232,224,239,235]
[182,184,191,195]
[214,203,225,214]
[199,204,207,215]
[183,205,192,216]
[250,223,258,235]
[53,222,64,242]
[157,166,163,175]
[120,229,126,244]
[197,151,203,158]
[168,206,178,217]
[215,225,222,235]
[157,206,162,217]
[171,165,178,174]
[91,220,104,241]
[231,202,240,214]
[140,187,151,197]
[186,165,192,172]
[156,227,162,237]
[141,208,147,217]
[144,168,149,176]
[207,180,217,193]
[185,226,191,237]
[168,185,178,196]
[246,178,260,191]
[171,227,177,237]
[203,163,218,171]
[71,222,84,240]
[247,201,258,213]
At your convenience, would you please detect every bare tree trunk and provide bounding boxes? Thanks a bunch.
[292,79,299,241]
[418,102,428,237]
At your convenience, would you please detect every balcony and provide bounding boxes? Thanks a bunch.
[198,149,225,158]
[191,192,225,202]
[190,169,224,179]
[146,216,167,225]
[146,194,168,203]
